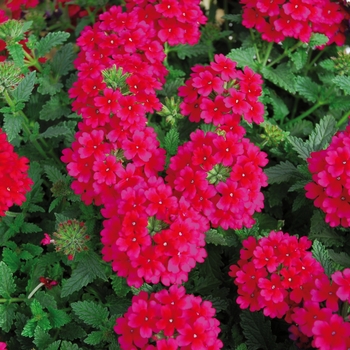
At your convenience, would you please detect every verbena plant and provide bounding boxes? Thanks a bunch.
[1,0,350,349]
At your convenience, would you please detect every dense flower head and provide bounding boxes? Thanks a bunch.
[0,129,33,216]
[114,286,223,349]
[179,54,265,125]
[240,0,348,45]
[305,126,350,227]
[166,129,268,230]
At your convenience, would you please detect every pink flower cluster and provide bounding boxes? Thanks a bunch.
[229,231,350,349]
[166,128,268,230]
[179,55,265,125]
[115,286,223,350]
[0,342,7,350]
[305,126,350,228]
[240,0,348,45]
[0,129,33,216]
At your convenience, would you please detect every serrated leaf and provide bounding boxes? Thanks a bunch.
[265,161,300,184]
[21,222,42,234]
[12,71,36,102]
[308,33,329,47]
[71,301,109,328]
[2,247,20,272]
[39,125,70,138]
[329,95,350,111]
[0,261,16,298]
[312,240,335,276]
[46,341,61,350]
[3,114,23,141]
[288,136,311,160]
[333,75,350,95]
[295,76,319,103]
[0,303,17,332]
[227,47,258,70]
[319,59,335,71]
[164,129,179,156]
[60,341,83,350]
[36,31,70,57]
[84,330,104,345]
[309,210,345,247]
[110,275,131,297]
[328,250,350,268]
[240,310,277,350]
[222,14,242,23]
[33,326,53,349]
[261,64,296,93]
[267,89,289,120]
[34,291,57,309]
[44,165,65,183]
[174,43,209,60]
[37,75,63,95]
[288,49,307,71]
[307,115,336,152]
[292,192,308,212]
[22,243,43,257]
[7,43,25,69]
[51,43,76,76]
[39,96,70,121]
[49,198,61,213]
[288,179,309,192]
[48,307,71,328]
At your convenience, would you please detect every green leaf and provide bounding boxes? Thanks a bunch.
[44,165,65,183]
[308,33,329,47]
[39,125,70,138]
[174,43,209,60]
[227,47,258,70]
[35,31,70,57]
[222,14,242,23]
[261,64,296,93]
[295,76,319,103]
[37,75,63,95]
[22,243,43,257]
[22,300,51,337]
[2,247,21,272]
[328,250,350,268]
[39,96,71,121]
[71,300,109,328]
[110,275,131,298]
[48,307,71,328]
[60,341,83,350]
[7,43,25,69]
[0,303,17,332]
[307,115,336,152]
[84,331,104,345]
[309,210,345,247]
[333,75,350,95]
[3,114,23,141]
[240,310,277,350]
[21,222,42,234]
[319,59,335,71]
[164,129,179,156]
[288,136,311,160]
[288,48,307,71]
[312,239,335,276]
[205,229,238,246]
[33,326,53,349]
[267,89,289,121]
[12,71,36,102]
[265,161,300,184]
[46,341,61,350]
[61,253,107,298]
[51,43,76,76]
[0,261,16,298]
[49,198,61,213]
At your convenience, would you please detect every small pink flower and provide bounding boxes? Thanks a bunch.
[40,233,53,245]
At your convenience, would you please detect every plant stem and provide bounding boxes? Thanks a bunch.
[337,109,350,128]
[262,42,273,66]
[285,101,324,126]
[267,42,304,67]
[249,29,261,63]
[0,297,26,303]
[23,50,42,72]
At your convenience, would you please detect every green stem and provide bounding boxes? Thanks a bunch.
[267,42,304,67]
[0,298,26,303]
[5,211,21,217]
[262,42,274,67]
[337,109,350,128]
[23,50,42,72]
[249,29,261,63]
[285,101,324,126]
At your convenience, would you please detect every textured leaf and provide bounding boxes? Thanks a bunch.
[328,250,350,268]
[307,115,336,152]
[84,331,104,345]
[312,240,335,276]
[164,128,179,156]
[205,229,238,247]
[48,307,71,328]
[12,71,36,102]
[0,303,17,332]
[265,161,300,184]
[36,31,70,57]
[261,64,296,93]
[0,261,16,298]
[39,125,70,138]
[44,165,65,183]
[110,275,131,297]
[51,43,76,76]
[267,89,289,121]
[308,33,328,47]
[288,136,311,160]
[288,49,307,71]
[33,326,53,349]
[222,14,242,23]
[333,75,350,95]
[174,43,209,60]
[3,114,23,141]
[2,247,21,272]
[39,96,70,121]
[71,301,109,328]
[21,222,42,234]
[240,310,277,350]
[60,341,83,350]
[7,43,25,68]
[295,76,319,103]
[227,47,258,70]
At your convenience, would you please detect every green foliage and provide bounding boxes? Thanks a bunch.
[295,76,319,103]
[308,33,329,47]
[265,161,301,184]
[0,262,16,298]
[261,64,296,93]
[71,301,109,328]
[173,43,209,60]
[312,239,335,276]
[35,31,70,57]
[12,71,36,102]
[227,47,258,70]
